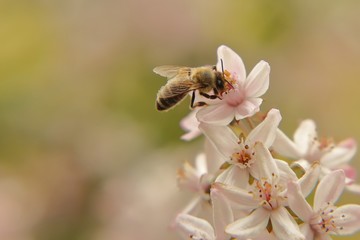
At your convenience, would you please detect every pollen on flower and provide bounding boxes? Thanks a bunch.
[177,168,186,178]
[224,69,237,86]
[230,146,254,168]
[257,181,272,202]
[250,174,284,210]
[306,137,336,161]
[318,137,335,151]
[312,202,344,235]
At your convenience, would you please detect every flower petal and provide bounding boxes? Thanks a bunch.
[212,183,258,210]
[181,129,201,141]
[340,165,357,184]
[204,139,225,172]
[177,161,201,192]
[299,223,314,240]
[216,45,246,84]
[226,208,270,239]
[321,138,357,168]
[180,110,201,141]
[179,196,202,215]
[298,162,321,197]
[275,159,298,183]
[273,129,302,159]
[194,153,208,176]
[244,60,270,98]
[271,207,304,240]
[199,123,239,159]
[252,142,279,181]
[334,204,360,235]
[346,183,360,194]
[211,188,233,240]
[215,165,249,189]
[234,98,262,120]
[314,169,345,211]
[197,104,235,125]
[293,119,317,155]
[175,214,215,240]
[247,108,282,148]
[292,159,311,171]
[287,181,314,222]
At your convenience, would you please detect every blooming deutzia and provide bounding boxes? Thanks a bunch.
[287,169,360,239]
[273,119,360,193]
[199,108,297,188]
[214,142,304,240]
[154,45,360,240]
[175,188,275,240]
[196,45,270,125]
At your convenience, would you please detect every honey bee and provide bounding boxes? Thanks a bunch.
[154,63,233,111]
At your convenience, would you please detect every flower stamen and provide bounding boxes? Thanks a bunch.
[230,145,255,168]
[312,202,344,235]
[306,137,336,162]
[250,176,283,210]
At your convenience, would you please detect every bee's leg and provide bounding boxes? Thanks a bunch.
[200,92,222,100]
[191,90,196,108]
[190,91,208,109]
[213,88,223,97]
[213,88,219,95]
[192,101,207,108]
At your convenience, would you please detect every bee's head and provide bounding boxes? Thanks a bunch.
[214,72,225,92]
[214,59,234,94]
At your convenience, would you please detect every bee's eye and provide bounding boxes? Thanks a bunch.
[216,78,224,89]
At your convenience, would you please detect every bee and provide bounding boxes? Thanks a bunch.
[154,62,233,111]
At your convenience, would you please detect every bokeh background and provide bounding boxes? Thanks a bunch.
[1,0,360,239]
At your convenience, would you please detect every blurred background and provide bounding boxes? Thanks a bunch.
[0,0,360,239]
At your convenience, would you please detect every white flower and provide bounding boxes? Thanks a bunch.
[174,187,274,240]
[287,169,360,239]
[214,142,304,240]
[199,109,297,188]
[196,45,270,125]
[273,119,360,193]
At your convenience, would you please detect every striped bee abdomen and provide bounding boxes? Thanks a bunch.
[156,84,191,111]
[156,92,188,111]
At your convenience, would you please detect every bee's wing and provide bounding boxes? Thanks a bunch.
[153,65,191,79]
[159,76,202,97]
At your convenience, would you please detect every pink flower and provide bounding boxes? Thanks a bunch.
[196,45,270,125]
[288,170,360,239]
[199,109,298,189]
[273,119,360,194]
[214,142,305,240]
[174,187,275,240]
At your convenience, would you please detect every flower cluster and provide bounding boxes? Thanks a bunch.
[170,45,360,240]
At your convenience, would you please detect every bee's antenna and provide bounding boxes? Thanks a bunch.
[221,58,225,74]
[220,58,234,90]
